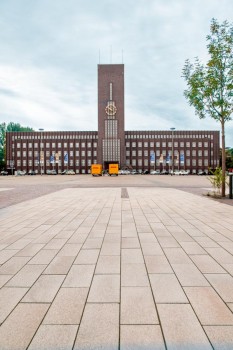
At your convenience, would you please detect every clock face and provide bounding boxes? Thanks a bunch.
[105,101,117,116]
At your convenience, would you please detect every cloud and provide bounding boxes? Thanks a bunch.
[0,0,232,146]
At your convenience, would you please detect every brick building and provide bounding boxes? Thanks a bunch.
[6,64,219,174]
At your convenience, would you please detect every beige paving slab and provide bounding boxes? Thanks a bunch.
[120,325,165,350]
[179,241,207,255]
[145,255,173,273]
[82,237,103,249]
[204,326,233,350]
[141,242,164,256]
[138,232,158,243]
[0,275,12,288]
[68,232,88,244]
[6,264,46,287]
[184,286,233,325]
[43,238,67,250]
[7,238,32,250]
[190,255,226,274]
[150,274,188,303]
[122,249,144,263]
[63,264,95,287]
[204,274,233,302]
[121,263,149,287]
[121,237,140,248]
[43,287,88,325]
[0,249,19,264]
[15,243,45,257]
[28,249,58,264]
[88,274,120,302]
[74,303,119,350]
[95,255,120,274]
[205,247,233,264]
[100,242,121,255]
[22,274,65,303]
[164,247,192,264]
[121,287,158,324]
[57,243,82,256]
[0,303,49,350]
[0,256,30,274]
[28,324,78,350]
[0,287,28,324]
[157,236,180,248]
[172,263,210,286]
[43,256,75,274]
[74,248,99,264]
[157,304,212,350]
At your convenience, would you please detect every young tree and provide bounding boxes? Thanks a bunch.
[182,18,233,197]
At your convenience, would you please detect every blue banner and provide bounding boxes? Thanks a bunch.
[166,155,170,163]
[64,153,68,163]
[50,155,55,163]
[150,153,155,163]
[180,153,184,164]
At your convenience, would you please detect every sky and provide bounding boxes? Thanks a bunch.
[0,0,233,146]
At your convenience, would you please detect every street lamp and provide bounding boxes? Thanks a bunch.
[39,128,44,175]
[170,127,175,175]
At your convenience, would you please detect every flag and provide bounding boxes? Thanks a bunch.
[166,154,170,163]
[180,153,184,164]
[50,155,55,164]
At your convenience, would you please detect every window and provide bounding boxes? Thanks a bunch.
[174,142,178,147]
[64,143,67,148]
[180,142,184,147]
[204,159,208,166]
[168,142,172,148]
[192,159,196,166]
[87,142,91,148]
[204,142,208,147]
[132,159,136,166]
[192,142,196,147]
[192,150,196,156]
[70,142,73,148]
[132,142,136,147]
[126,142,130,147]
[17,151,21,157]
[150,142,154,147]
[88,151,91,157]
[76,151,79,156]
[144,150,148,156]
[186,142,190,147]
[144,159,148,166]
[58,143,61,148]
[23,151,26,157]
[198,150,202,157]
[81,142,85,148]
[52,143,56,148]
[46,143,50,148]
[186,150,190,156]
[70,151,73,157]
[144,142,148,147]
[76,160,79,166]
[81,160,85,166]
[23,143,26,148]
[138,150,142,157]
[138,142,142,147]
[198,142,202,147]
[156,150,160,156]
[29,143,32,148]
[28,151,32,157]
[204,150,208,156]
[132,150,136,157]
[81,151,85,157]
[138,159,142,166]
[156,142,160,147]
[76,143,79,147]
[198,159,202,166]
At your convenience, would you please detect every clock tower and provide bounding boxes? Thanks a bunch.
[97,64,125,169]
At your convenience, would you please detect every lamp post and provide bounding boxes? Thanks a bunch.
[170,127,175,175]
[39,128,44,175]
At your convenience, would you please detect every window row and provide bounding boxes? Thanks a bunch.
[126,141,210,148]
[16,142,98,149]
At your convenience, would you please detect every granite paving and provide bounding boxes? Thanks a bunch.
[0,178,233,349]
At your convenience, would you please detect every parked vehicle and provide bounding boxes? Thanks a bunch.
[197,170,207,176]
[160,170,169,175]
[142,170,149,175]
[179,170,190,175]
[109,163,119,176]
[28,170,36,175]
[91,164,102,176]
[1,171,8,176]
[61,170,75,175]
[119,169,130,175]
[150,170,160,175]
[46,170,57,175]
[16,170,26,176]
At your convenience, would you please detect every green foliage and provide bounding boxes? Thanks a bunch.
[182,18,233,197]
[0,122,34,169]
[182,18,233,122]
[208,167,228,195]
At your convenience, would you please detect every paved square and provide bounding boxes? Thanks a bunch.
[0,176,233,349]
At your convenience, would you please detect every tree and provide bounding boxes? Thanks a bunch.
[0,122,34,169]
[182,18,233,197]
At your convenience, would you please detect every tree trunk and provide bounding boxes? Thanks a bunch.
[221,119,226,197]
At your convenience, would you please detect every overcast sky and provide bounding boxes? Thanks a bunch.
[0,0,232,146]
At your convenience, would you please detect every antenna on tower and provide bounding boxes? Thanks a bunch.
[99,49,100,64]
[122,49,124,63]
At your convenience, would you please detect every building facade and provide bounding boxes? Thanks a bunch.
[6,64,220,174]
